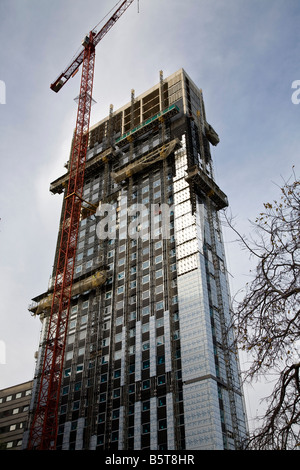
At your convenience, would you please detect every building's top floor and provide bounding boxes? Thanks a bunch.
[87,68,210,149]
[0,380,33,406]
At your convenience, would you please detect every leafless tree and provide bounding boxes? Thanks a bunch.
[224,172,300,450]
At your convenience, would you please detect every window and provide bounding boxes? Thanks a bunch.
[156,300,164,311]
[115,332,122,343]
[157,355,165,365]
[158,396,166,407]
[130,311,136,321]
[115,350,122,361]
[142,359,150,370]
[156,335,164,346]
[155,240,162,250]
[74,381,81,391]
[155,255,162,264]
[102,337,110,347]
[142,400,150,411]
[105,291,112,299]
[142,246,149,255]
[142,274,149,284]
[142,379,150,389]
[66,351,73,361]
[104,305,111,315]
[155,284,163,295]
[155,269,163,278]
[100,393,106,402]
[68,334,75,345]
[117,286,124,295]
[129,384,135,394]
[142,260,149,270]
[157,375,166,385]
[159,419,167,430]
[103,320,111,330]
[101,374,108,383]
[173,330,180,340]
[86,260,93,269]
[142,306,150,316]
[142,290,149,299]
[142,423,150,434]
[142,341,150,351]
[129,327,136,338]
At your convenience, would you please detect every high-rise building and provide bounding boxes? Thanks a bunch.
[0,381,33,450]
[25,69,248,450]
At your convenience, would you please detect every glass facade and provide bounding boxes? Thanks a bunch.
[25,69,248,450]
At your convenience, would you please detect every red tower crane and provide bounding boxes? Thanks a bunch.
[27,0,135,450]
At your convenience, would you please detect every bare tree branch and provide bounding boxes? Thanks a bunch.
[222,173,300,450]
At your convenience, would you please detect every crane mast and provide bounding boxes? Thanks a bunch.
[27,1,135,450]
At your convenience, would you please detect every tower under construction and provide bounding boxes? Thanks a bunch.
[24,68,248,450]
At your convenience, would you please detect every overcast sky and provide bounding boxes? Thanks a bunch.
[0,0,299,432]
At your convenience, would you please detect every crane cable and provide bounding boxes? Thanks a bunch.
[92,0,124,32]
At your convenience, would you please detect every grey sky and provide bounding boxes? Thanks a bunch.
[0,0,299,432]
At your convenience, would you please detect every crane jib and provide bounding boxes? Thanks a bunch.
[50,0,134,94]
